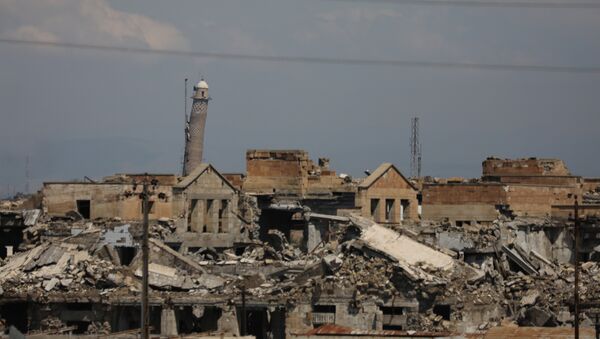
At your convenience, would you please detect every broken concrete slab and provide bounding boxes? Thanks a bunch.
[100,224,135,247]
[148,238,206,273]
[350,215,454,271]
[519,306,555,327]
[520,289,540,307]
[196,273,226,290]
[502,245,538,275]
[22,209,41,226]
[24,245,65,271]
[323,254,343,273]
[134,263,193,289]
[530,249,555,268]
[43,277,59,291]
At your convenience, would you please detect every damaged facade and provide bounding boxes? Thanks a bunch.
[3,79,599,338]
[422,157,582,225]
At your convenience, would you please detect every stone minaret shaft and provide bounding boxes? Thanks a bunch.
[183,79,210,176]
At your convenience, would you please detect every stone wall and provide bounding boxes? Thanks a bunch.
[422,182,579,221]
[423,183,506,205]
[482,157,571,177]
[42,182,172,220]
[244,150,310,195]
[552,204,600,219]
[583,177,600,193]
[422,183,504,223]
[505,184,578,218]
[244,149,349,197]
[487,175,581,186]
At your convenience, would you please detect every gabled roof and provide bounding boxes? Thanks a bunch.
[174,163,238,191]
[358,163,417,190]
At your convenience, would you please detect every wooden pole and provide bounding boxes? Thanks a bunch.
[574,197,580,339]
[141,175,150,339]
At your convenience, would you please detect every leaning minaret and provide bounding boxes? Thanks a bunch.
[183,79,210,176]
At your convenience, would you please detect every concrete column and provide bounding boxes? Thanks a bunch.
[400,201,404,221]
[196,199,205,232]
[189,200,197,232]
[161,307,178,336]
[210,199,218,233]
[224,199,232,233]
[377,198,385,223]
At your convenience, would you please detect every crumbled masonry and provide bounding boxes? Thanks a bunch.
[1,155,600,338]
[1,205,599,337]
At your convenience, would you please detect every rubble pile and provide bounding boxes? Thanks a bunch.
[0,242,130,295]
[0,204,599,335]
[584,185,600,204]
[150,218,177,239]
[504,262,600,326]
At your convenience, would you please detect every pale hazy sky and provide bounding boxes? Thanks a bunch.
[1,0,600,196]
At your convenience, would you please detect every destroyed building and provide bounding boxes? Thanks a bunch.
[422,157,582,225]
[3,151,596,338]
[2,77,599,338]
[240,150,419,252]
[42,174,176,220]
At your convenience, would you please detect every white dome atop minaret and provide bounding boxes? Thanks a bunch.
[193,78,209,100]
[196,79,208,89]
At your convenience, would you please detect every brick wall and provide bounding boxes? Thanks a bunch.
[421,183,505,222]
[482,158,571,177]
[244,149,348,196]
[505,184,579,217]
[422,182,580,220]
[488,175,581,186]
[422,183,506,205]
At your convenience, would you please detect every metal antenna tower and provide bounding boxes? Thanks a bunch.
[410,117,422,178]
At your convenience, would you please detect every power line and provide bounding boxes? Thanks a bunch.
[2,38,600,74]
[327,0,600,8]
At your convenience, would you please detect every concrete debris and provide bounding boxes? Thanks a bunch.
[0,200,599,338]
[520,289,540,307]
[502,245,538,275]
[134,263,195,290]
[322,254,343,273]
[22,209,41,226]
[43,277,59,291]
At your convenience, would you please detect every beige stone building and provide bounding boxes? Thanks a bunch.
[171,164,249,249]
[42,174,176,220]
[42,165,250,249]
[356,163,419,223]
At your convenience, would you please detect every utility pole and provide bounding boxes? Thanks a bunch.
[574,197,580,339]
[141,177,149,339]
